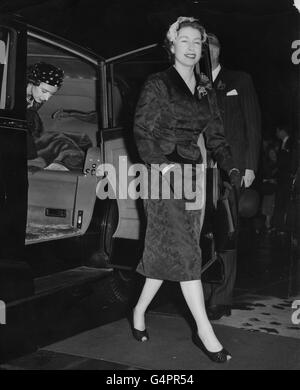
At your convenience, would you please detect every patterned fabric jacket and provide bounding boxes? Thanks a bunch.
[134,66,234,173]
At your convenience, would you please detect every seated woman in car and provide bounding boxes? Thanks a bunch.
[26,61,64,165]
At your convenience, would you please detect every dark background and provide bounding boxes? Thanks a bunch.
[1,0,299,139]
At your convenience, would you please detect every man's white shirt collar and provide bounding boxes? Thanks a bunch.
[212,64,221,82]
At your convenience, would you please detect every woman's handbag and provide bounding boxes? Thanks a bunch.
[201,248,225,284]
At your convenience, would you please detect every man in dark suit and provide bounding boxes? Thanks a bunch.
[273,125,293,233]
[205,33,261,320]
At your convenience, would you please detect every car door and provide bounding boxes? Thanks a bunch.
[26,30,102,244]
[101,44,170,242]
[0,17,28,260]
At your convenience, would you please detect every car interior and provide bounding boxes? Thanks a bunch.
[26,37,99,244]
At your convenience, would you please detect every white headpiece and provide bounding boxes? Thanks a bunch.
[166,16,207,44]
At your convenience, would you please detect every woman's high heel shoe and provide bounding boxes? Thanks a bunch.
[128,311,149,342]
[192,333,232,363]
[132,328,149,342]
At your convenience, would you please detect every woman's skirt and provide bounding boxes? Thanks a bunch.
[136,164,205,282]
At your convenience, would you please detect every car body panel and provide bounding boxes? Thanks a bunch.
[0,17,28,260]
[99,128,141,240]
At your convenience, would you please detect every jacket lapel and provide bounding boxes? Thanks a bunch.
[166,66,195,98]
[213,67,226,91]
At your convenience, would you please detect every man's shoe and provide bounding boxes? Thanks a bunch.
[207,305,231,321]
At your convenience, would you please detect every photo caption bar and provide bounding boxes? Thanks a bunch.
[105,373,195,386]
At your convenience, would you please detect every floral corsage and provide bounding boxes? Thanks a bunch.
[196,73,212,100]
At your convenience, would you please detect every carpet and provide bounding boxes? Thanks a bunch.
[43,313,300,370]
[214,294,300,339]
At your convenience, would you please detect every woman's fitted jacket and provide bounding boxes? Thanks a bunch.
[134,66,234,173]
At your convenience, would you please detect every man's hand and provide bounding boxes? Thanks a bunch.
[229,168,241,191]
[242,169,255,188]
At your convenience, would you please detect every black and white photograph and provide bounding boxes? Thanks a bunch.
[0,0,299,372]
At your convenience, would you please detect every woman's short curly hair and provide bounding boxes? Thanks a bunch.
[164,16,207,61]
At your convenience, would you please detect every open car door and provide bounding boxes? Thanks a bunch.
[26,29,102,244]
[97,44,170,268]
[0,17,36,306]
[0,18,27,262]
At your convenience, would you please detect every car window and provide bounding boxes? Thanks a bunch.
[27,37,99,171]
[107,45,170,128]
[0,27,16,110]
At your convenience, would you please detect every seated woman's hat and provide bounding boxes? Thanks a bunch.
[27,62,64,88]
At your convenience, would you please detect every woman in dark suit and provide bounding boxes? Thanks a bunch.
[132,17,240,363]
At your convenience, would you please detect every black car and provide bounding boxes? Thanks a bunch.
[0,15,222,362]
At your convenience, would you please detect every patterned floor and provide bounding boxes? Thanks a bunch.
[214,294,300,339]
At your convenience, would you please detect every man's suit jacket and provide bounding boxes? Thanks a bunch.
[213,67,261,175]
